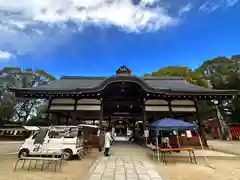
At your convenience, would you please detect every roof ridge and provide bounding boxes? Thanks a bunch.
[141,76,184,80]
[60,76,107,80]
[60,75,184,81]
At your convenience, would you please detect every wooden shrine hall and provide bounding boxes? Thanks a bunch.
[9,66,237,144]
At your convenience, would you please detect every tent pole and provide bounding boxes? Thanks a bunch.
[156,131,160,161]
[194,129,215,169]
[176,130,180,147]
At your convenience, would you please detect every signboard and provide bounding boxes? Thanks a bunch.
[173,130,177,135]
[186,130,192,138]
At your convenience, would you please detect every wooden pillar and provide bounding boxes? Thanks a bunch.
[57,114,61,125]
[99,99,103,132]
[194,99,208,147]
[66,112,70,125]
[46,97,53,125]
[72,99,78,125]
[142,99,148,146]
[132,120,136,137]
[66,117,69,125]
[108,116,111,128]
[142,99,147,130]
[168,99,173,118]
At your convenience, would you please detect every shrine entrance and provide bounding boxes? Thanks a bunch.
[9,65,236,147]
[111,119,132,141]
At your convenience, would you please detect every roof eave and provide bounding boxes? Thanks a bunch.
[9,87,238,97]
[167,89,238,96]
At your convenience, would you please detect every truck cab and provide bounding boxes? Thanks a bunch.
[18,126,83,160]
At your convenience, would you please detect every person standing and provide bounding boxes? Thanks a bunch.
[104,128,113,156]
[161,132,171,148]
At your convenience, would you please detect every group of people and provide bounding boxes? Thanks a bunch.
[97,128,114,156]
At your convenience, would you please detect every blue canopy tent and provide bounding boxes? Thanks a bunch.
[148,118,197,160]
[148,118,197,130]
[148,118,197,149]
[148,118,211,167]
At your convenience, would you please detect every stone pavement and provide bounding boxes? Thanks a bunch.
[87,155,164,180]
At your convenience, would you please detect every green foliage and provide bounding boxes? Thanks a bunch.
[0,67,56,122]
[0,90,16,120]
[34,69,56,83]
[196,55,240,89]
[145,66,209,87]
[0,67,21,74]
[195,55,240,123]
[145,55,240,123]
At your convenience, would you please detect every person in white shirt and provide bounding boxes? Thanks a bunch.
[104,128,113,156]
[161,135,171,148]
[161,132,172,148]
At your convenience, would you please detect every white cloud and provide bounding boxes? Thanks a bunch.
[199,0,238,12]
[0,50,14,60]
[226,0,239,7]
[179,3,193,15]
[0,0,238,58]
[0,0,179,56]
[199,0,224,12]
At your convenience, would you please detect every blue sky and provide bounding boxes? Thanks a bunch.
[0,0,239,78]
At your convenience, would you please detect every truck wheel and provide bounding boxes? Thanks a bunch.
[18,149,29,158]
[62,149,73,160]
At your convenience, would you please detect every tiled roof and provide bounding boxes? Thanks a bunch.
[9,75,237,95]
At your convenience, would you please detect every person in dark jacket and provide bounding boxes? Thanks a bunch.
[98,128,104,152]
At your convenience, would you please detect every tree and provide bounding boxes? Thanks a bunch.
[195,56,240,89]
[196,56,240,114]
[0,85,16,121]
[24,101,49,125]
[195,55,240,139]
[145,67,213,117]
[145,66,209,87]
[0,67,56,123]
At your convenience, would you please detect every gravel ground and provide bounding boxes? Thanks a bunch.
[0,141,23,155]
[0,154,97,180]
[1,142,240,180]
[154,154,240,180]
[208,140,240,155]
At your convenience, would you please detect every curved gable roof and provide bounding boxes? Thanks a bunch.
[9,75,237,95]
